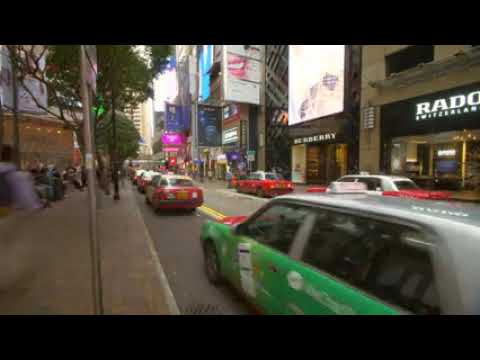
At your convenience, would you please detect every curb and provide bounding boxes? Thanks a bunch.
[129,187,181,315]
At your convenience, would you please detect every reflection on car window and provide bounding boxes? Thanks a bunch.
[265,173,281,180]
[246,204,308,254]
[152,176,161,187]
[301,209,440,314]
[160,179,168,186]
[168,179,193,187]
[394,180,419,190]
[356,178,382,191]
[338,177,356,183]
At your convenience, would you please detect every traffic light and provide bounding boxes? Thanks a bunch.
[93,95,106,118]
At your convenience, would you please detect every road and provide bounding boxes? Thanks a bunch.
[133,182,265,315]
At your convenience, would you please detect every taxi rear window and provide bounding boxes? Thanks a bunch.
[168,179,193,187]
[394,180,419,190]
[301,209,440,314]
[265,173,281,180]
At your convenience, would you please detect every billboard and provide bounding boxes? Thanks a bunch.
[161,133,186,146]
[165,102,190,132]
[222,45,264,105]
[288,45,345,126]
[198,45,213,102]
[223,127,239,145]
[197,105,221,147]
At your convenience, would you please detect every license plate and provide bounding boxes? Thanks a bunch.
[177,191,188,200]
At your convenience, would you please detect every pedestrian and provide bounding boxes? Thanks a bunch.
[0,162,42,213]
[81,166,87,189]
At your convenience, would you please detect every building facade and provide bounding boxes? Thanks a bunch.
[288,45,362,184]
[360,45,480,191]
[1,112,74,168]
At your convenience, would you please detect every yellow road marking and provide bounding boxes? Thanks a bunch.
[198,205,226,220]
[202,205,227,219]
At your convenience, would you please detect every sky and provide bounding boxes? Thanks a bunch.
[154,57,177,112]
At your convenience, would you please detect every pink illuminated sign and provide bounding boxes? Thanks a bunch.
[163,147,180,152]
[161,133,186,145]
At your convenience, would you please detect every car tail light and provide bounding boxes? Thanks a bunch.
[307,186,327,193]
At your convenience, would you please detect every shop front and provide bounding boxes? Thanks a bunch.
[381,82,480,191]
[291,132,348,184]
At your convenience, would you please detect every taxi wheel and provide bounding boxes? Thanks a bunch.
[256,188,264,198]
[145,196,151,205]
[204,241,223,286]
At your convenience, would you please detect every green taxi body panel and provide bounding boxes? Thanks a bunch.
[201,220,399,315]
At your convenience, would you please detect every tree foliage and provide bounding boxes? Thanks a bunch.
[6,44,171,147]
[96,110,141,162]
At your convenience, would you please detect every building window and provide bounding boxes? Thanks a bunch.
[385,46,434,77]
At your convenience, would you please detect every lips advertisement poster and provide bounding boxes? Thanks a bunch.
[223,45,263,105]
[198,105,221,147]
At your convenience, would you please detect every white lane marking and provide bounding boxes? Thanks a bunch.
[131,189,181,315]
[215,189,269,202]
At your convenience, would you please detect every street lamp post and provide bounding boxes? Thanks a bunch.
[112,84,120,201]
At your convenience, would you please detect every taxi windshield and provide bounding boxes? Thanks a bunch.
[168,178,194,187]
[394,180,419,190]
[265,173,282,180]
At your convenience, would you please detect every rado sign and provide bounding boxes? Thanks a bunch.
[416,90,480,121]
[381,82,480,139]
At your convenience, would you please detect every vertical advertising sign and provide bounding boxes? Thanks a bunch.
[197,105,221,147]
[165,102,190,132]
[222,45,264,105]
[288,45,345,126]
[198,45,213,102]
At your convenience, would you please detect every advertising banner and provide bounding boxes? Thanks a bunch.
[165,102,191,132]
[223,127,239,145]
[198,45,213,102]
[198,105,221,147]
[288,45,345,126]
[222,45,264,105]
[161,133,186,146]
[226,45,263,61]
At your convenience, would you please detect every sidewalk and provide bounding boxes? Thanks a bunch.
[0,184,178,315]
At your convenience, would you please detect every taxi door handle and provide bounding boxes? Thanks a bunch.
[268,263,278,273]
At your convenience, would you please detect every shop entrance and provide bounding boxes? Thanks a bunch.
[390,129,480,190]
[306,143,348,184]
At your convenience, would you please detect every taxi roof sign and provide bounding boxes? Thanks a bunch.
[328,181,368,193]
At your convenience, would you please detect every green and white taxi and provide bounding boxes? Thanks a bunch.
[200,182,480,315]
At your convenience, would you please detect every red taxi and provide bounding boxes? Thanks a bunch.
[137,171,160,193]
[237,171,294,198]
[132,169,146,185]
[145,175,203,212]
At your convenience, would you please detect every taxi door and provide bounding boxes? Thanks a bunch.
[231,202,312,314]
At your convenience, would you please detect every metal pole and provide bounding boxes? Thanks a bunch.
[112,49,120,201]
[0,96,4,159]
[10,47,21,169]
[80,45,103,315]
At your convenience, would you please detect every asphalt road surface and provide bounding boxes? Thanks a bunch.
[133,188,253,315]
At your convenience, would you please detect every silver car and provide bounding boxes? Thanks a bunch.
[266,191,480,314]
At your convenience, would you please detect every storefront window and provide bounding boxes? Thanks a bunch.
[389,130,480,190]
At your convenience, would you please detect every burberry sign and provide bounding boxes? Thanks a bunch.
[294,133,337,145]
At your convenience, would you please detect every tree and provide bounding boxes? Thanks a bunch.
[6,45,172,152]
[96,110,141,162]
